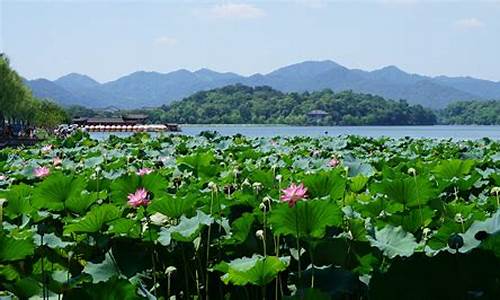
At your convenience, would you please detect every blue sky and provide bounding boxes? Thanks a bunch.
[1,0,499,82]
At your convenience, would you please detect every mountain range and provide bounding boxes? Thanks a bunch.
[23,60,500,109]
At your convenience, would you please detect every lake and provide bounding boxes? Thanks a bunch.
[90,125,500,140]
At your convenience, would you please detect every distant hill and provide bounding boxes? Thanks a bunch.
[24,60,500,109]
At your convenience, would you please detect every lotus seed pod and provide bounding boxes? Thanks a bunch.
[275,175,283,182]
[448,233,464,250]
[165,266,177,274]
[259,203,267,211]
[256,230,264,240]
[491,186,500,195]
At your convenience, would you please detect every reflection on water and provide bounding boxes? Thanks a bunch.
[90,125,500,140]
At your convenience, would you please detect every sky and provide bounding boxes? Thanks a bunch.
[1,0,500,83]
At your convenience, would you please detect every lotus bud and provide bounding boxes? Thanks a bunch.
[408,168,417,176]
[207,181,217,191]
[255,230,265,240]
[253,182,262,192]
[454,213,464,223]
[422,228,431,239]
[165,266,177,275]
[491,186,500,195]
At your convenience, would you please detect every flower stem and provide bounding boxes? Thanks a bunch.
[146,218,157,298]
[295,208,302,284]
[206,189,215,299]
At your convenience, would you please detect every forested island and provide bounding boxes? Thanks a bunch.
[65,84,500,126]
[115,85,437,126]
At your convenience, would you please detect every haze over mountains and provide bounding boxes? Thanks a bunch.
[24,60,500,109]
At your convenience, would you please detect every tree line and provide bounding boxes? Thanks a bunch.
[141,85,436,125]
[438,100,500,125]
[1,54,68,134]
[61,81,500,127]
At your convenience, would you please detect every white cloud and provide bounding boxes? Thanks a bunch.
[454,18,485,29]
[154,36,178,46]
[209,3,265,19]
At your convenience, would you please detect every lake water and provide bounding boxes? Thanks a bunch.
[90,125,500,140]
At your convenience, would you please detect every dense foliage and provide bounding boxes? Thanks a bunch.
[0,54,68,129]
[1,132,499,299]
[439,100,500,125]
[153,85,437,125]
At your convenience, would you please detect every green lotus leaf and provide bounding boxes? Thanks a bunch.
[64,204,121,234]
[34,232,73,249]
[344,160,375,178]
[223,213,255,245]
[372,175,434,208]
[303,170,346,199]
[250,169,274,188]
[0,234,35,262]
[83,251,121,283]
[367,225,418,258]
[215,255,288,286]
[31,172,87,212]
[107,218,141,238]
[350,175,369,193]
[177,151,217,178]
[269,200,343,239]
[2,183,32,218]
[141,172,168,198]
[433,159,475,181]
[158,210,213,245]
[388,207,435,233]
[459,209,500,253]
[110,175,141,204]
[148,194,196,219]
[0,264,20,281]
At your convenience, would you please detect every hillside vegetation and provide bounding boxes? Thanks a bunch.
[1,54,68,130]
[153,85,437,125]
[439,100,500,125]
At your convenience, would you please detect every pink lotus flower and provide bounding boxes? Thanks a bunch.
[281,183,308,208]
[328,158,340,168]
[53,157,63,167]
[127,188,150,207]
[136,168,153,176]
[34,166,50,178]
[41,144,53,153]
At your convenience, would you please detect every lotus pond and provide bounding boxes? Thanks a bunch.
[0,131,499,299]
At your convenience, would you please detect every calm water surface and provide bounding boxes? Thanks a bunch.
[90,125,500,140]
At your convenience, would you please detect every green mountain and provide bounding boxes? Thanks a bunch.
[157,85,437,126]
[23,60,500,109]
